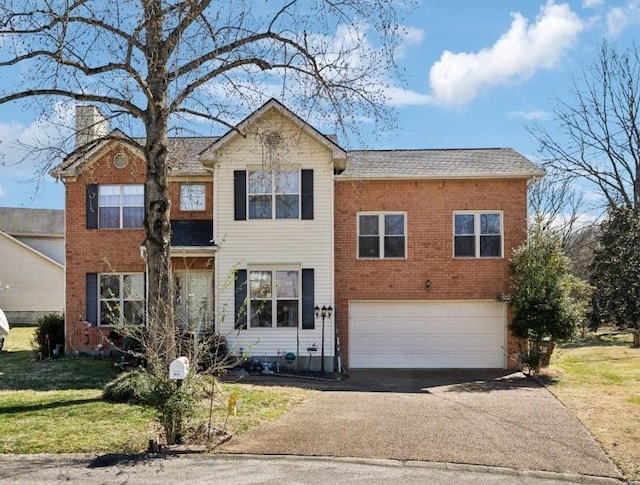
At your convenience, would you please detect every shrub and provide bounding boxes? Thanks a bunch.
[32,313,65,358]
[103,369,154,404]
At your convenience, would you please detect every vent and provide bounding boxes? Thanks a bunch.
[113,153,129,169]
[264,131,283,148]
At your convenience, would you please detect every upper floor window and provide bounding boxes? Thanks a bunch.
[180,184,206,211]
[99,273,144,326]
[98,184,144,228]
[248,169,299,219]
[249,269,299,328]
[454,212,502,258]
[358,213,406,259]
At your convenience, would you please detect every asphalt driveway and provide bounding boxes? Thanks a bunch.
[219,370,622,479]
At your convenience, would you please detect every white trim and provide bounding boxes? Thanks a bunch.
[452,210,504,259]
[336,172,544,181]
[356,212,407,260]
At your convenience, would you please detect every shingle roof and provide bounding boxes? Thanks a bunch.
[0,207,64,236]
[51,134,217,178]
[339,148,544,179]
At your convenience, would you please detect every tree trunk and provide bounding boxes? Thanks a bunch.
[631,329,640,349]
[143,0,176,371]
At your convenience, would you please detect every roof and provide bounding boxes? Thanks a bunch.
[200,98,347,164]
[339,148,545,180]
[0,207,64,236]
[51,133,217,179]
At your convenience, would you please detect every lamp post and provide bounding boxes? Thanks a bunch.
[314,305,332,374]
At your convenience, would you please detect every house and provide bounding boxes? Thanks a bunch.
[51,100,544,368]
[0,207,65,323]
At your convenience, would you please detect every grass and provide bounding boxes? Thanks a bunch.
[543,330,640,480]
[0,327,316,453]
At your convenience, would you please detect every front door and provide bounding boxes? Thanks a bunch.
[174,272,213,334]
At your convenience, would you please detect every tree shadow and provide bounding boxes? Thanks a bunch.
[0,397,103,415]
[88,453,170,468]
[560,333,634,349]
[0,350,117,391]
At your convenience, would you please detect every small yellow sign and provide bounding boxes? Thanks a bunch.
[228,392,238,415]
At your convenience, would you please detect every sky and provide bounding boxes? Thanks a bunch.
[0,0,638,210]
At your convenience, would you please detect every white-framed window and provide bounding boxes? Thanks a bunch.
[99,273,144,326]
[179,184,206,211]
[453,211,503,258]
[358,212,406,259]
[248,169,299,219]
[98,184,144,228]
[248,269,299,328]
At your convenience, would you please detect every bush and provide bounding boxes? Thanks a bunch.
[103,369,154,404]
[32,313,65,358]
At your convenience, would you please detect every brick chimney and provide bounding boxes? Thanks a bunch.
[75,105,108,148]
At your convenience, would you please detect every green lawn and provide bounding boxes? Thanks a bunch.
[0,327,316,453]
[545,331,640,480]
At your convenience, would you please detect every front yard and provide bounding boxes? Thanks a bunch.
[544,331,640,480]
[0,326,316,453]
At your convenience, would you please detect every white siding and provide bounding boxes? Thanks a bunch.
[214,110,335,358]
[0,233,64,313]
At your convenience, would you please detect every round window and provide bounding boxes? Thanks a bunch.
[113,153,129,169]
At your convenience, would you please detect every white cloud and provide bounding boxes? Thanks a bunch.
[426,1,584,107]
[506,109,553,121]
[583,0,605,7]
[384,86,431,107]
[606,0,640,36]
[0,182,6,198]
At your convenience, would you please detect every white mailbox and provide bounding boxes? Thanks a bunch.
[169,356,190,380]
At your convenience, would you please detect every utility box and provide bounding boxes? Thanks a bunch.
[169,356,190,380]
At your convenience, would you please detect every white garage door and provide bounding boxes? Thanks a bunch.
[349,301,506,369]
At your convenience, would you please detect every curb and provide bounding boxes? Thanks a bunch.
[214,453,627,484]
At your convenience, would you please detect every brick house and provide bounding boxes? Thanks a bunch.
[51,99,543,369]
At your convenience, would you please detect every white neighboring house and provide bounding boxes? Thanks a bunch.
[0,208,64,324]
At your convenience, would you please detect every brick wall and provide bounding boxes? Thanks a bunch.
[334,178,529,369]
[64,144,214,351]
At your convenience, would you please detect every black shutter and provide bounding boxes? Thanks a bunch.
[234,171,247,221]
[86,273,98,325]
[301,169,314,220]
[301,268,315,329]
[234,269,247,329]
[86,184,98,229]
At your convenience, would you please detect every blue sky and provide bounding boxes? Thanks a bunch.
[0,0,638,210]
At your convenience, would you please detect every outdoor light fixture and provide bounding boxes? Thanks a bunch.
[314,305,333,374]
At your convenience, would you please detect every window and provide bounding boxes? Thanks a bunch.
[358,213,406,259]
[180,184,206,211]
[249,270,299,328]
[248,169,299,219]
[99,273,144,326]
[98,185,144,228]
[454,212,502,258]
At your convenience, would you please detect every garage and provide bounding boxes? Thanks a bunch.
[348,300,506,369]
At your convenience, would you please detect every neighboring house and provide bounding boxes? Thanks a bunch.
[0,207,65,323]
[51,100,544,368]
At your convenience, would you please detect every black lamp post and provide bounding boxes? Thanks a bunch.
[314,305,333,374]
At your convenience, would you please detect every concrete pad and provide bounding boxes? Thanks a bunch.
[218,370,622,479]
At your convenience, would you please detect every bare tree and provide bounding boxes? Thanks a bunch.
[528,168,585,247]
[0,0,407,369]
[531,41,640,212]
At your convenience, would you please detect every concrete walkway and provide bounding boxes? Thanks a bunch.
[219,370,622,480]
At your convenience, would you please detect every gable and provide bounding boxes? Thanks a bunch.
[200,99,346,166]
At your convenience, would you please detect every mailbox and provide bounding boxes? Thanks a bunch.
[169,356,190,380]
